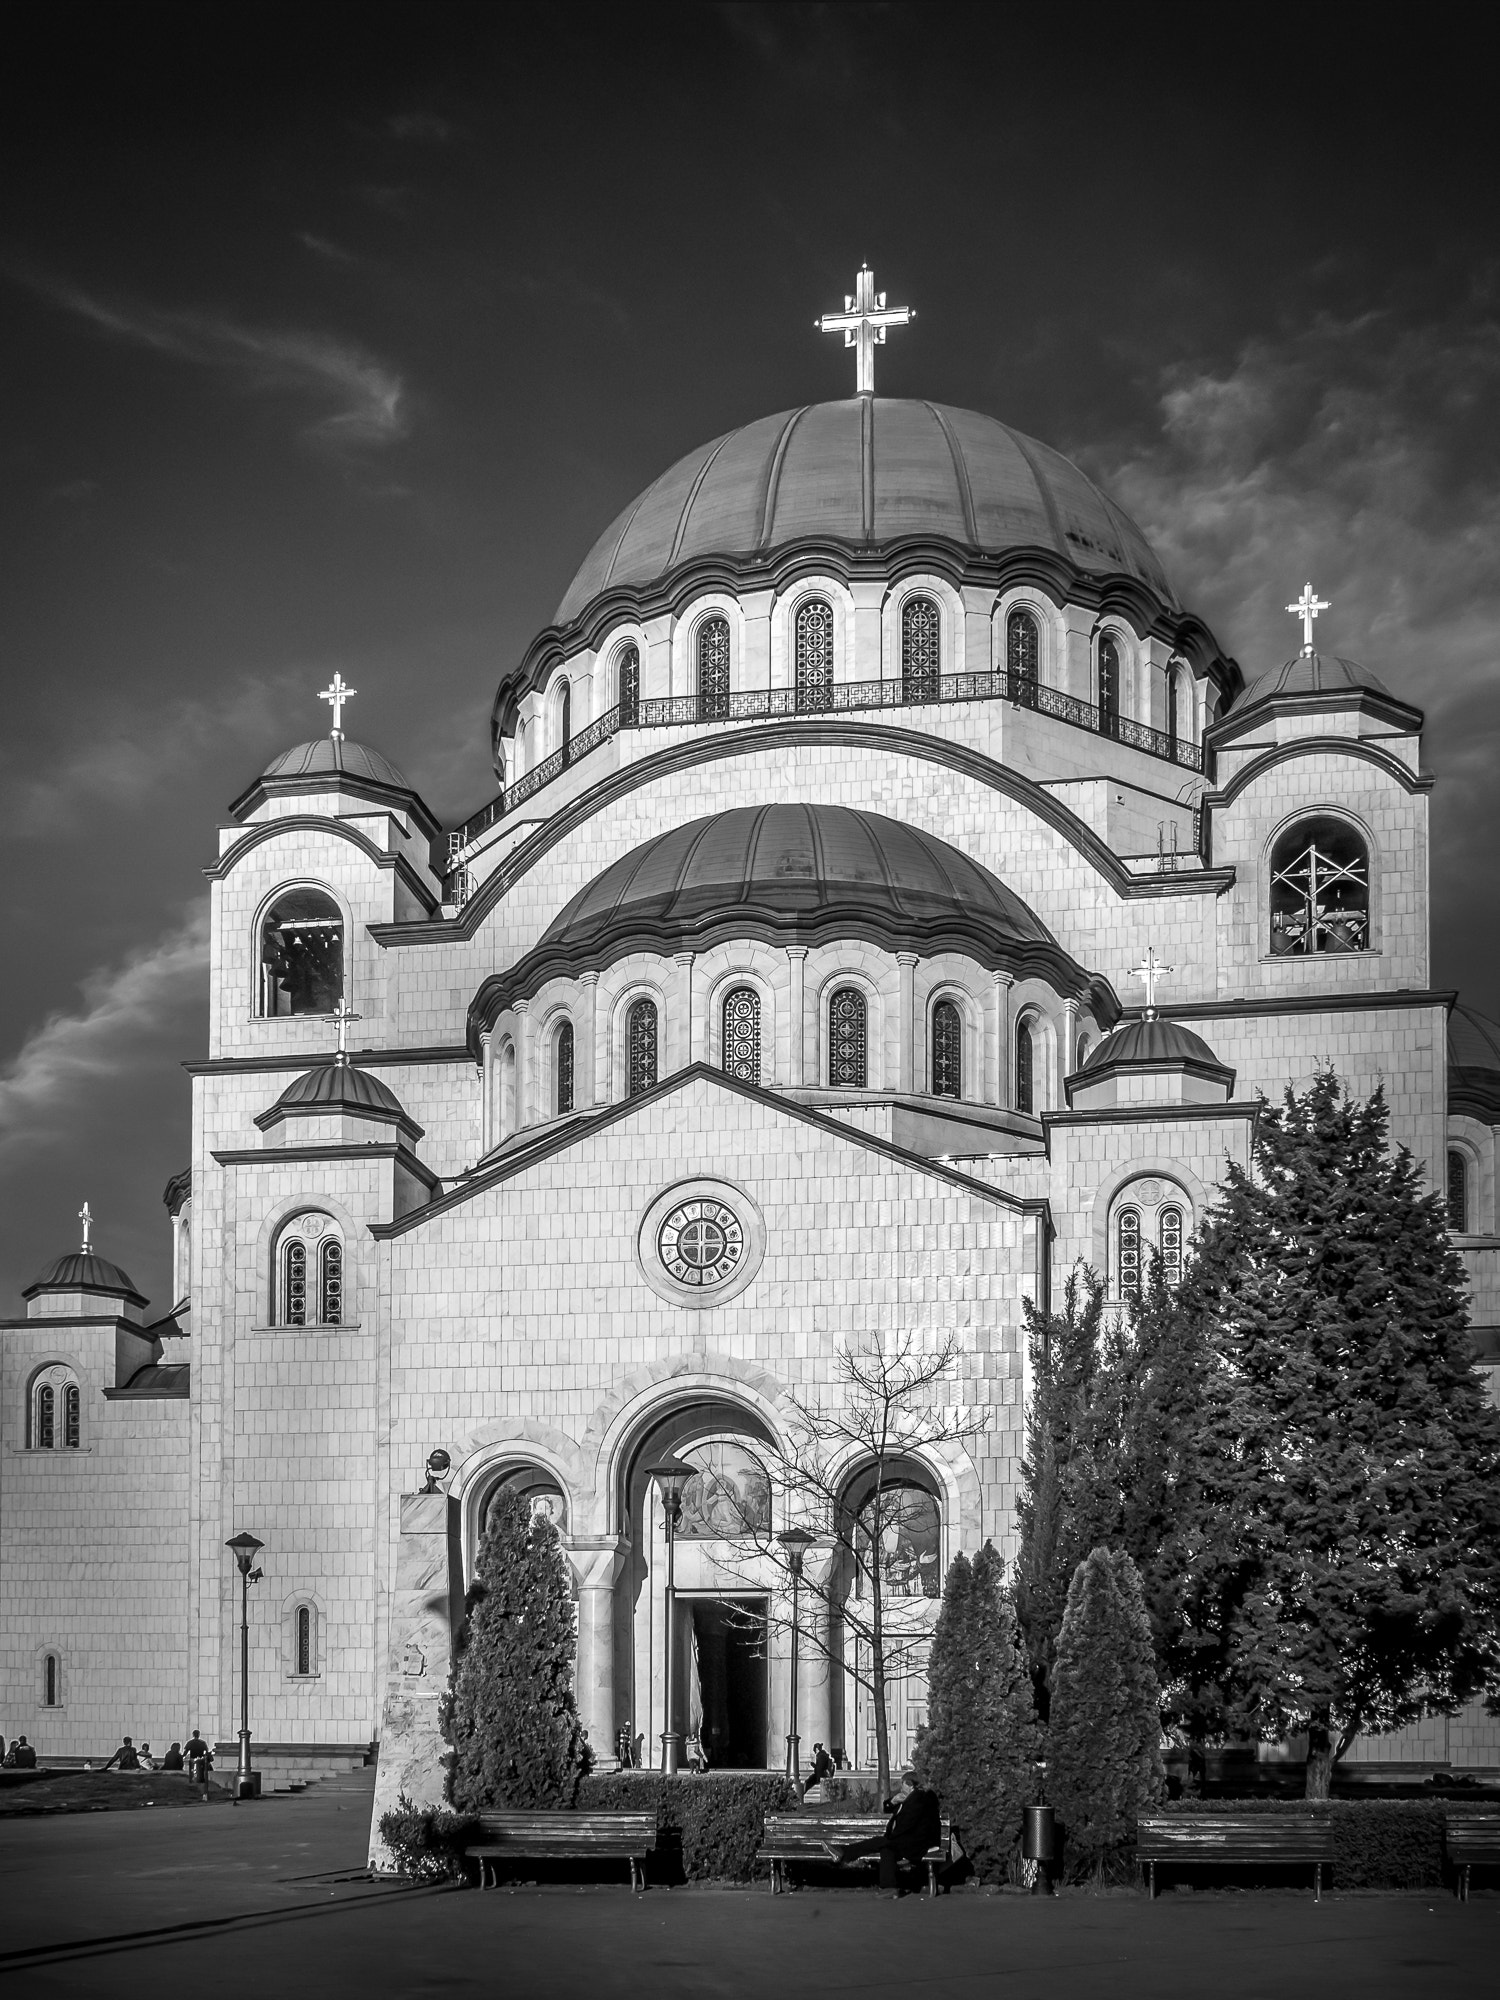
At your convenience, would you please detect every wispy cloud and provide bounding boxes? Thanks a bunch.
[14,271,407,449]
[297,231,360,266]
[388,111,454,142]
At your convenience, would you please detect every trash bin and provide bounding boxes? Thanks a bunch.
[1022,1805,1057,1894]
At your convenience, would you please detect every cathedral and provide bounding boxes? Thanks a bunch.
[5,276,1498,1809]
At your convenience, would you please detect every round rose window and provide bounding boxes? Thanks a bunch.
[656,1199,744,1289]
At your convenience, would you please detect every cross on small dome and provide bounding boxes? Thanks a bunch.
[816,266,914,395]
[1286,583,1330,655]
[319,672,357,740]
[1128,947,1174,1018]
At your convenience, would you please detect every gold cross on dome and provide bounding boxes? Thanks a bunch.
[1128,947,1174,1017]
[330,995,362,1065]
[78,1201,93,1253]
[1286,582,1330,654]
[319,671,357,739]
[816,266,914,395]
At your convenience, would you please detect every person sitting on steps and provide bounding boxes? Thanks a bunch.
[102,1735,140,1772]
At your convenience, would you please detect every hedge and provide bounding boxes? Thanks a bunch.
[1162,1798,1451,1890]
[377,1794,479,1882]
[578,1771,799,1880]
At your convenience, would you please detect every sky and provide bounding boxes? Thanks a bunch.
[2,3,1497,1311]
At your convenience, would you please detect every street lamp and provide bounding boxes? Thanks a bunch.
[225,1532,265,1799]
[776,1527,816,1784]
[646,1461,693,1776]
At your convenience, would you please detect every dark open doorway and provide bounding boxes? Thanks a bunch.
[687,1597,767,1769]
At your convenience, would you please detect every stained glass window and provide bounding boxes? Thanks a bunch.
[259,889,343,1016]
[932,999,961,1099]
[1158,1206,1183,1286]
[828,986,867,1087]
[901,596,940,702]
[36,1383,54,1450]
[1269,818,1369,955]
[320,1240,342,1325]
[628,998,658,1096]
[618,644,640,723]
[698,616,730,720]
[1098,634,1120,735]
[1015,1017,1035,1114]
[285,1240,307,1325]
[722,986,761,1084]
[64,1384,80,1449]
[296,1605,312,1676]
[795,598,834,712]
[1448,1151,1469,1233]
[855,1483,942,1599]
[1007,608,1039,707]
[556,1020,575,1114]
[1118,1207,1142,1297]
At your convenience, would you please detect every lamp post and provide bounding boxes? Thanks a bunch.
[776,1527,816,1784]
[646,1461,693,1776]
[225,1532,264,1799]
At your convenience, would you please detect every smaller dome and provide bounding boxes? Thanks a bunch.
[273,1063,408,1119]
[24,1250,147,1307]
[1233,652,1390,709]
[1080,1017,1223,1071]
[261,738,409,789]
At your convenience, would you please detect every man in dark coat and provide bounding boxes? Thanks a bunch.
[838,1770,942,1894]
[9,1736,37,1768]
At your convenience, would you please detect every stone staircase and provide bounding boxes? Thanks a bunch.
[215,1744,374,1795]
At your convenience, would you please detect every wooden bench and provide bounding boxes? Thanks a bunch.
[466,1810,657,1890]
[1136,1814,1333,1900]
[1446,1811,1500,1901]
[758,1813,952,1896]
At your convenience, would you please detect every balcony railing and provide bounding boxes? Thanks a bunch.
[445,670,1202,885]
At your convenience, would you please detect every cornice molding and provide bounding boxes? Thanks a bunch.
[228,768,442,839]
[1045,1099,1261,1129]
[1119,988,1455,1022]
[1203,734,1433,813]
[211,1141,442,1193]
[185,1045,474,1076]
[1208,684,1423,749]
[204,816,440,912]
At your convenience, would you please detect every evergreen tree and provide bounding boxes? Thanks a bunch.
[443,1487,588,1810]
[914,1544,1042,1881]
[1185,1071,1500,1796]
[1047,1547,1165,1878]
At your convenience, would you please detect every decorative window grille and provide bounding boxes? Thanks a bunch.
[559,681,572,762]
[1448,1151,1469,1233]
[43,1652,59,1706]
[319,1240,342,1325]
[618,644,640,724]
[556,1020,575,1114]
[1098,634,1120,735]
[627,999,658,1096]
[1015,1018,1035,1114]
[828,986,868,1088]
[698,617,730,720]
[932,1000,962,1099]
[1269,817,1369,955]
[1118,1207,1142,1297]
[63,1385,80,1450]
[1007,608,1039,706]
[722,987,761,1085]
[285,1240,307,1326]
[36,1384,54,1450]
[1158,1206,1183,1286]
[296,1605,312,1676]
[901,596,940,702]
[795,598,835,711]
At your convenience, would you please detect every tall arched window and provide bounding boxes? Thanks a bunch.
[698,616,730,720]
[35,1383,54,1450]
[794,598,835,712]
[1015,1017,1035,1115]
[1270,817,1370,954]
[1098,634,1120,736]
[722,987,761,1085]
[828,986,868,1087]
[555,1020,575,1115]
[901,596,940,702]
[854,1481,942,1600]
[278,1215,344,1327]
[931,1000,962,1099]
[627,998,658,1096]
[43,1651,60,1707]
[558,681,572,762]
[499,1039,516,1138]
[1007,608,1039,708]
[64,1383,80,1449]
[296,1605,313,1676]
[1158,1206,1183,1286]
[1117,1206,1142,1298]
[319,1240,343,1324]
[259,889,343,1016]
[618,643,640,724]
[284,1239,308,1326]
[1448,1151,1469,1233]
[1165,663,1183,759]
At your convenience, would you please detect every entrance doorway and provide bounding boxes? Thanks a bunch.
[685,1598,767,1769]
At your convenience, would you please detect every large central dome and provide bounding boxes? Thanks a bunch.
[555,398,1174,625]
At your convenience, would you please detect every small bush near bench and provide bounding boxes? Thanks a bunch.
[1163,1797,1448,1890]
[378,1793,479,1882]
[579,1771,799,1881]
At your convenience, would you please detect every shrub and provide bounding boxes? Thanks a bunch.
[377,1793,479,1883]
[1163,1796,1448,1889]
[914,1544,1043,1881]
[444,1487,589,1811]
[579,1771,798,1880]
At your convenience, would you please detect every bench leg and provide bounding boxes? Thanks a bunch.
[1314,1862,1321,1904]
[927,1860,937,1898]
[1461,1864,1469,1905]
[1149,1861,1156,1901]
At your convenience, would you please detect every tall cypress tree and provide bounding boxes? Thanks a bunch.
[443,1487,588,1810]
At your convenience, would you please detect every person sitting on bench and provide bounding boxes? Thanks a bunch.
[837,1769,942,1895]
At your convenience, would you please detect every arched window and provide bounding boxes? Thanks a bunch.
[259,889,343,1016]
[1098,634,1120,736]
[284,1239,308,1326]
[295,1605,314,1677]
[499,1038,517,1138]
[1007,608,1039,707]
[30,1366,79,1451]
[828,986,868,1088]
[558,681,572,762]
[794,598,835,712]
[35,1383,54,1450]
[618,644,640,724]
[1165,663,1183,759]
[931,999,962,1099]
[627,998,658,1096]
[722,987,761,1085]
[697,616,730,720]
[854,1481,942,1600]
[901,596,940,702]
[1015,1016,1035,1115]
[555,1020,575,1115]
[1448,1151,1470,1234]
[1270,817,1370,955]
[1158,1206,1183,1286]
[42,1651,60,1707]
[278,1215,344,1327]
[1117,1207,1142,1298]
[319,1240,343,1324]
[64,1384,80,1450]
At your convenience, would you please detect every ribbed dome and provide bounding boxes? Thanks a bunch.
[24,1251,147,1306]
[1080,1017,1225,1071]
[273,1064,408,1118]
[1449,1003,1500,1121]
[261,738,408,788]
[1233,652,1390,709]
[556,399,1176,625]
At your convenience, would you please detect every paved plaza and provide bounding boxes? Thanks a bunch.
[0,1775,1493,1999]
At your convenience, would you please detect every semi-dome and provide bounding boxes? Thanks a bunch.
[555,398,1176,626]
[1449,1003,1500,1122]
[261,738,409,788]
[23,1250,147,1308]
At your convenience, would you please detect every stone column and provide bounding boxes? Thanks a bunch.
[1058,998,1079,1109]
[897,952,918,1094]
[786,947,808,1087]
[570,1540,626,1768]
[368,1491,459,1868]
[480,1030,494,1154]
[579,971,599,1110]
[515,998,531,1130]
[991,971,1013,1108]
[674,951,695,1070]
